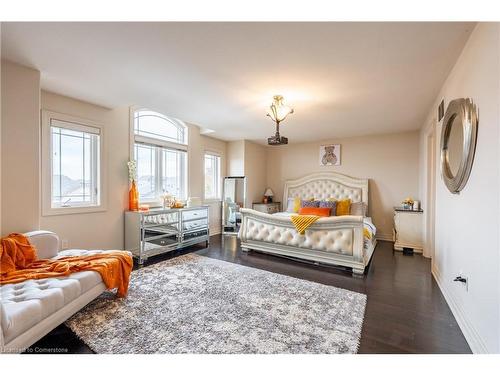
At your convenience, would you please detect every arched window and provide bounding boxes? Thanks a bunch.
[132,109,188,202]
[134,110,186,144]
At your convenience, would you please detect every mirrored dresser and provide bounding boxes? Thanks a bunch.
[125,206,209,265]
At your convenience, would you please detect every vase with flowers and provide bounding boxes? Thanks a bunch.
[128,160,139,211]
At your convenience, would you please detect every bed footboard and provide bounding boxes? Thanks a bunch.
[238,208,366,274]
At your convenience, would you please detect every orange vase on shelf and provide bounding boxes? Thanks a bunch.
[129,180,139,211]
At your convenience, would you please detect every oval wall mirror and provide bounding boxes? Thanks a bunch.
[440,98,478,194]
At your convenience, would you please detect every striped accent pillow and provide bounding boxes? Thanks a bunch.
[319,200,337,216]
[301,199,320,208]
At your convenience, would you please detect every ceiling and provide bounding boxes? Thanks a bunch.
[1,22,474,143]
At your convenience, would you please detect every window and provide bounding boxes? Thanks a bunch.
[132,109,187,203]
[51,123,100,207]
[134,143,187,201]
[204,153,221,200]
[42,111,105,215]
[135,143,156,201]
[134,110,186,144]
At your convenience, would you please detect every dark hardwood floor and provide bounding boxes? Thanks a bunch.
[26,235,471,354]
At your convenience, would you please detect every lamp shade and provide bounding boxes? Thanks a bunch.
[264,188,274,197]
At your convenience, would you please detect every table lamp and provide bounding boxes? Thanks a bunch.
[264,188,274,203]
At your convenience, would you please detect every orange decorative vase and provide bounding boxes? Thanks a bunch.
[129,180,139,211]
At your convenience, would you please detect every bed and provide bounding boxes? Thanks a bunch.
[238,172,377,275]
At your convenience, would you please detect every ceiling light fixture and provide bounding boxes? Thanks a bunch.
[267,95,294,146]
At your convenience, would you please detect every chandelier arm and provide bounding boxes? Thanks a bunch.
[271,105,278,122]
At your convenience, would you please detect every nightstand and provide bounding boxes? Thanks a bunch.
[393,207,423,254]
[252,202,281,214]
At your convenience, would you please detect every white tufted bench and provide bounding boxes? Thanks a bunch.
[0,231,123,353]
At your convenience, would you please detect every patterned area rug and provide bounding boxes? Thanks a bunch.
[66,254,366,353]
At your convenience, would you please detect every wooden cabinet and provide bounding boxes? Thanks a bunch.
[252,202,281,214]
[125,206,209,265]
[393,208,423,253]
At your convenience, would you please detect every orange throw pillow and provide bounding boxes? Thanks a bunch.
[298,207,331,217]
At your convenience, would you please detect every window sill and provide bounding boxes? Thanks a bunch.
[203,199,222,204]
[139,201,163,208]
[42,205,107,217]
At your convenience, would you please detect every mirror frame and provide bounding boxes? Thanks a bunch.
[222,176,247,235]
[440,98,478,194]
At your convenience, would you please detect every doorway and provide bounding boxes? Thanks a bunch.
[424,121,437,259]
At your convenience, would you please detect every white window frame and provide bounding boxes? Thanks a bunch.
[129,107,188,206]
[134,109,187,145]
[41,110,107,216]
[204,151,222,201]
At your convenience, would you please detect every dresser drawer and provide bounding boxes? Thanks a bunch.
[183,218,208,232]
[144,233,178,248]
[253,203,280,214]
[266,205,279,214]
[182,208,208,222]
[183,229,209,242]
[143,212,179,226]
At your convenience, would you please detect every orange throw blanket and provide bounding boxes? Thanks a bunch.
[1,233,133,297]
[0,233,37,273]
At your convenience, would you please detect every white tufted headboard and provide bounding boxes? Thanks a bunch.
[283,172,369,207]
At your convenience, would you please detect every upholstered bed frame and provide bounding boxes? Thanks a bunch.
[238,172,376,275]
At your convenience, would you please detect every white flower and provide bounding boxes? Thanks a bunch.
[127,160,137,182]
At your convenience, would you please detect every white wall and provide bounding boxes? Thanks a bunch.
[39,91,130,249]
[419,23,500,353]
[39,91,228,246]
[0,26,2,236]
[244,141,267,208]
[188,125,227,234]
[225,133,420,240]
[266,131,420,240]
[1,60,40,235]
[226,140,268,209]
[227,140,245,176]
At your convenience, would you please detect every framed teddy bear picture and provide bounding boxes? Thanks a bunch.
[319,144,341,166]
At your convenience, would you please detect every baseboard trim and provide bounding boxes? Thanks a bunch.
[375,233,393,242]
[210,227,222,236]
[432,266,488,354]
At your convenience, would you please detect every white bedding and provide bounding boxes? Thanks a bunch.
[363,217,377,238]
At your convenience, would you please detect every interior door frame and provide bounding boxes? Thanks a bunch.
[424,118,437,259]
